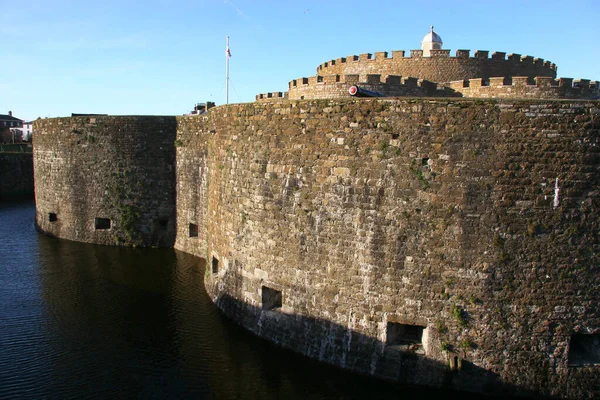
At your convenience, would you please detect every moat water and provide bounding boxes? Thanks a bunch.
[0,200,491,399]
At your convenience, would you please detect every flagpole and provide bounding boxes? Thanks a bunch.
[226,36,230,105]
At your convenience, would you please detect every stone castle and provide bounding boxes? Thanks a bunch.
[257,27,598,102]
[33,29,599,398]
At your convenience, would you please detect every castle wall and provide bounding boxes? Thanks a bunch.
[317,50,556,84]
[256,91,287,102]
[283,74,454,100]
[258,75,599,102]
[33,116,177,247]
[173,99,599,398]
[173,116,210,258]
[31,98,600,398]
[257,75,458,102]
[447,77,600,99]
[0,153,34,199]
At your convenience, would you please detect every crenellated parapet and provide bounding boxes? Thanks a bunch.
[315,49,557,84]
[285,73,458,100]
[255,91,288,102]
[446,76,599,99]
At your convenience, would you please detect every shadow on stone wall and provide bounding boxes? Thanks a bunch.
[0,153,34,200]
[211,291,552,399]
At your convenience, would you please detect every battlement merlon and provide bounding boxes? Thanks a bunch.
[374,51,388,60]
[491,52,506,60]
[574,79,590,89]
[475,50,489,59]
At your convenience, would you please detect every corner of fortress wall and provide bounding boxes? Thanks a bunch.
[32,100,600,399]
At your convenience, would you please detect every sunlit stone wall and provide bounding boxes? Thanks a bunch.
[175,98,599,398]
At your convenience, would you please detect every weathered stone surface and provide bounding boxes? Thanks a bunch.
[34,116,177,247]
[33,98,600,398]
[258,49,596,102]
[0,153,33,198]
[316,50,556,84]
[182,99,599,399]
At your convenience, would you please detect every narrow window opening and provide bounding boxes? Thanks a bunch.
[189,223,198,237]
[568,333,600,366]
[449,355,462,371]
[49,213,57,222]
[386,322,424,346]
[262,286,282,311]
[158,217,168,230]
[212,256,219,274]
[94,217,111,230]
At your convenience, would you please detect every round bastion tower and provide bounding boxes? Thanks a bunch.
[255,26,600,103]
[421,26,443,57]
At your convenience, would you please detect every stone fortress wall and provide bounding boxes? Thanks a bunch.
[447,76,599,99]
[34,116,177,247]
[32,29,600,399]
[257,74,456,101]
[179,99,599,399]
[33,97,600,398]
[315,49,557,84]
[257,47,597,102]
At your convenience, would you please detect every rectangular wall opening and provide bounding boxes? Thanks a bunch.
[568,333,600,366]
[94,217,111,230]
[48,213,57,222]
[189,223,198,237]
[386,322,425,346]
[262,286,282,311]
[212,256,219,274]
[158,218,168,230]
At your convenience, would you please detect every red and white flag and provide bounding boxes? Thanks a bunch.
[226,47,231,58]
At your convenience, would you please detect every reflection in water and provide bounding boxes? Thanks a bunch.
[0,201,488,399]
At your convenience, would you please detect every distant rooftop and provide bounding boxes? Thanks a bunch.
[0,114,23,122]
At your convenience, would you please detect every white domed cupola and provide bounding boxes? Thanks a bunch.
[421,26,443,57]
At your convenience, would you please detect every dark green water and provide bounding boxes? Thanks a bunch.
[0,201,489,399]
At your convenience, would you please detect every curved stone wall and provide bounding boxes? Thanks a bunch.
[32,99,600,398]
[447,76,600,99]
[316,50,557,83]
[34,116,177,247]
[284,74,454,100]
[174,99,599,398]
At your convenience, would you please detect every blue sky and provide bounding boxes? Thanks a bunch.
[2,0,598,121]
